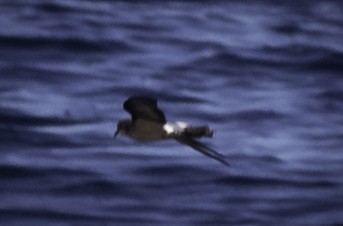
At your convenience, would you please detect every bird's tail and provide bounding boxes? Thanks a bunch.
[184,126,213,138]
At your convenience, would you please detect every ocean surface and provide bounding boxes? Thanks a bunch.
[1,1,342,225]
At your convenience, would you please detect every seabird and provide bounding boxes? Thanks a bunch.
[114,96,229,166]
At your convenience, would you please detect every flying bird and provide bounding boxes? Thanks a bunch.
[114,96,229,166]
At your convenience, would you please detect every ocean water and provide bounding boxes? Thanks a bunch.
[1,1,342,225]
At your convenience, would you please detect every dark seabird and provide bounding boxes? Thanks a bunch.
[114,96,229,166]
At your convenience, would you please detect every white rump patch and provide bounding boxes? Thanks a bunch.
[175,121,188,129]
[163,123,175,134]
[163,121,189,135]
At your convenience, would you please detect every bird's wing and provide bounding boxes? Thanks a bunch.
[123,96,166,123]
[176,136,229,166]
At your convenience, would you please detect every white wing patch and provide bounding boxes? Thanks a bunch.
[163,121,189,135]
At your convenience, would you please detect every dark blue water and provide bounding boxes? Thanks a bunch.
[1,1,342,225]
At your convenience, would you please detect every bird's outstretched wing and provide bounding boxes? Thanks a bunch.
[176,136,229,166]
[123,96,166,123]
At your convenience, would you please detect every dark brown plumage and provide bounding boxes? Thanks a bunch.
[115,96,229,166]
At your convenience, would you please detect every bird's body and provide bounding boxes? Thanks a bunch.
[114,96,229,166]
[120,119,166,140]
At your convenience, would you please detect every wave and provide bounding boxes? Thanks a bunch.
[0,35,137,54]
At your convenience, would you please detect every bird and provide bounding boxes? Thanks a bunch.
[114,96,229,166]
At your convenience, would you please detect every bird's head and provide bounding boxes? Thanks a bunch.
[114,119,132,138]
